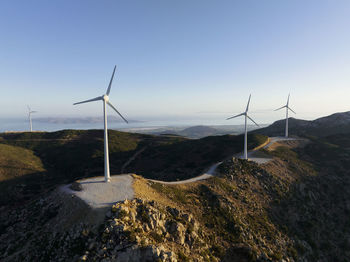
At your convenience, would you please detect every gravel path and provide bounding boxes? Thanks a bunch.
[140,137,299,184]
[149,162,222,185]
[60,174,134,208]
[263,136,298,149]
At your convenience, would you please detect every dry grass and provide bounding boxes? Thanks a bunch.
[267,139,309,151]
[132,174,180,208]
[0,144,45,182]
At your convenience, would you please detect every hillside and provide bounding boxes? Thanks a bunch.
[123,133,267,181]
[1,113,350,261]
[0,130,267,206]
[1,132,349,261]
[155,125,265,139]
[0,143,45,182]
[178,125,220,138]
[134,133,350,261]
[255,111,350,137]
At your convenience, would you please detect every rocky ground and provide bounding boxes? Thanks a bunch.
[80,199,214,262]
[0,194,216,262]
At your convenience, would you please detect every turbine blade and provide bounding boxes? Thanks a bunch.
[287,93,290,106]
[226,112,245,120]
[31,111,37,113]
[27,105,31,111]
[274,105,286,111]
[107,101,128,123]
[288,106,296,114]
[106,65,117,95]
[73,96,102,105]
[247,115,260,127]
[245,94,251,112]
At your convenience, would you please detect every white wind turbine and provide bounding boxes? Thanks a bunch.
[274,94,296,138]
[27,106,37,132]
[226,94,259,160]
[73,66,128,182]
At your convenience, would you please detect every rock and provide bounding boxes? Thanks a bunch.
[88,242,96,250]
[167,207,180,217]
[70,182,83,191]
[111,205,118,213]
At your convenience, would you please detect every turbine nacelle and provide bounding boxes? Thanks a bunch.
[103,95,109,102]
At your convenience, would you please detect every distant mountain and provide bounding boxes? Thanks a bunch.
[159,125,222,138]
[179,125,219,138]
[156,125,265,139]
[255,111,350,137]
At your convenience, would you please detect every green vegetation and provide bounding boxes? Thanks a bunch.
[2,124,350,260]
[269,146,317,177]
[0,130,267,206]
[125,133,268,181]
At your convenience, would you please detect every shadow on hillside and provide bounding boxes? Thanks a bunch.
[0,130,150,208]
[124,134,268,182]
[265,142,350,261]
[0,171,51,207]
[122,135,244,181]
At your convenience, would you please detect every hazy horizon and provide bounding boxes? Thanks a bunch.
[1,108,348,133]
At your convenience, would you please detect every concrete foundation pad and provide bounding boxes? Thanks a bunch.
[60,174,134,209]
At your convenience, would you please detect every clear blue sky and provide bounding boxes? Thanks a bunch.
[0,0,349,124]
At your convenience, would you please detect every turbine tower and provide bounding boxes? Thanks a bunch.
[274,94,296,138]
[226,94,259,160]
[27,106,37,132]
[73,66,128,182]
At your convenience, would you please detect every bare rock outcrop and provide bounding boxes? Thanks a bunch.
[82,199,213,262]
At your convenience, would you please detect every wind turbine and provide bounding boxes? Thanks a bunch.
[226,94,259,160]
[73,66,128,182]
[27,106,37,132]
[274,94,296,138]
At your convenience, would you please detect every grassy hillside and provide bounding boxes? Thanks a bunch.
[254,111,350,138]
[0,144,45,182]
[1,130,349,261]
[0,144,47,206]
[0,130,267,206]
[124,133,267,181]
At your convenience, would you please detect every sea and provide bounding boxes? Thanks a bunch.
[0,117,252,133]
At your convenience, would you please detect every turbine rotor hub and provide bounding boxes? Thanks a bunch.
[103,95,109,102]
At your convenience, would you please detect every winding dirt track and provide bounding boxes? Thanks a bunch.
[150,136,300,185]
[61,136,302,208]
